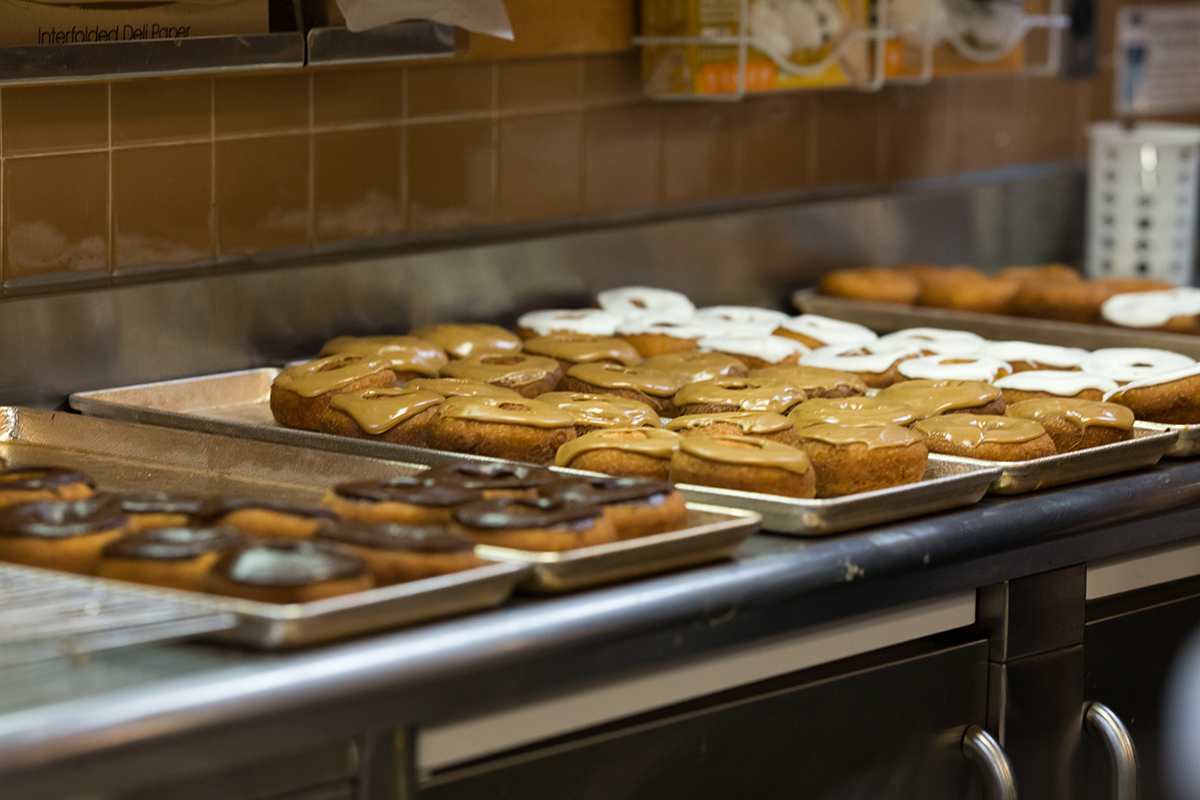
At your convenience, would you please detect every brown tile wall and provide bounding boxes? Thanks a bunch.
[0,11,1184,286]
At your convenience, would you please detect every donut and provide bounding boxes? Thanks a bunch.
[1079,348,1195,385]
[978,341,1087,372]
[318,388,444,446]
[555,428,682,480]
[0,467,95,508]
[516,309,625,339]
[521,335,642,370]
[452,496,618,552]
[1100,288,1200,334]
[917,276,1020,315]
[270,355,397,431]
[0,497,128,574]
[539,476,689,539]
[993,371,1119,403]
[197,499,338,539]
[400,377,521,400]
[557,362,680,416]
[324,476,483,524]
[799,342,924,388]
[673,377,807,415]
[439,353,563,398]
[876,328,987,356]
[876,379,1005,418]
[788,396,919,428]
[896,355,1012,383]
[817,267,920,305]
[795,423,928,497]
[113,492,205,532]
[747,365,868,398]
[691,306,790,334]
[696,335,810,370]
[993,264,1082,284]
[314,522,484,584]
[96,527,247,592]
[1006,398,1134,452]
[642,351,749,384]
[615,319,708,358]
[596,286,696,322]
[1106,362,1200,423]
[409,324,524,360]
[536,392,661,435]
[422,462,558,499]
[204,539,374,603]
[319,336,448,381]
[666,411,799,445]
[425,396,577,465]
[892,264,982,288]
[773,314,877,349]
[668,435,817,499]
[1010,278,1173,325]
[913,414,1056,461]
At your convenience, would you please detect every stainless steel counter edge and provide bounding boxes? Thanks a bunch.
[0,458,1197,796]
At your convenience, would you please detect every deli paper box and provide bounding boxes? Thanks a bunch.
[0,0,269,47]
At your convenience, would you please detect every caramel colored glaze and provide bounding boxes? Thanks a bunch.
[401,378,521,399]
[748,365,869,395]
[523,336,642,367]
[565,363,680,397]
[441,353,562,387]
[678,435,813,475]
[211,539,368,587]
[1006,398,1135,431]
[643,351,749,383]
[674,378,807,413]
[788,397,919,428]
[666,411,793,436]
[556,428,682,466]
[274,355,394,398]
[877,379,1003,418]
[538,392,661,429]
[409,324,523,359]
[319,336,448,377]
[436,396,575,428]
[102,527,246,560]
[794,422,922,449]
[914,414,1047,447]
[329,389,444,435]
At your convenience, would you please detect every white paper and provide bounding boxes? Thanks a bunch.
[1116,4,1200,116]
[335,0,513,37]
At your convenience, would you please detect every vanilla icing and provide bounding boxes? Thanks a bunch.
[979,341,1087,368]
[516,309,625,337]
[774,314,878,346]
[897,355,1012,382]
[1080,348,1196,384]
[597,287,696,322]
[697,335,810,364]
[994,371,1119,396]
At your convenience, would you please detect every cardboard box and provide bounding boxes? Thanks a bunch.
[0,0,270,48]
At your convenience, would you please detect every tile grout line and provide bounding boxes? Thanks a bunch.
[106,82,114,274]
[307,71,316,247]
[210,76,219,259]
[490,60,500,225]
[576,55,587,213]
[401,66,410,232]
[0,86,4,283]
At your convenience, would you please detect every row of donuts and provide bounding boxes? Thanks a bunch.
[0,461,691,602]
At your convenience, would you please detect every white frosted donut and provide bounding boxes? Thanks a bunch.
[697,335,810,364]
[878,328,987,356]
[516,309,624,337]
[691,306,791,330]
[994,371,1119,396]
[979,341,1087,369]
[615,319,710,339]
[775,314,878,346]
[1105,361,1200,397]
[801,342,924,374]
[597,287,696,322]
[1101,288,1200,329]
[898,355,1012,382]
[1080,348,1196,384]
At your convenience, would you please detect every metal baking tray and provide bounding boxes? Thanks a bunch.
[1133,421,1200,458]
[793,292,1200,359]
[928,426,1178,495]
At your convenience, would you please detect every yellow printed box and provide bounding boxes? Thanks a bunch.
[882,0,1026,77]
[0,0,269,48]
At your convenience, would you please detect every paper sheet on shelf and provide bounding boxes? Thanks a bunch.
[334,0,513,37]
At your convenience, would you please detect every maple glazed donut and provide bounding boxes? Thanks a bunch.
[516,308,625,339]
[0,467,95,508]
[1106,362,1200,424]
[666,411,799,445]
[318,336,447,381]
[979,341,1087,372]
[817,267,920,305]
[96,527,247,592]
[537,392,661,436]
[451,496,618,552]
[800,342,924,389]
[0,497,128,574]
[877,379,1005,418]
[318,388,444,446]
[324,476,483,525]
[555,428,683,480]
[1079,348,1196,385]
[400,378,521,400]
[642,351,748,384]
[615,319,708,358]
[521,335,642,371]
[992,371,1119,404]
[314,522,484,585]
[1005,398,1134,452]
[773,314,877,349]
[422,462,558,499]
[425,396,577,465]
[795,423,928,498]
[696,335,810,370]
[409,324,523,359]
[747,365,867,399]
[668,435,817,499]
[196,499,338,540]
[440,353,563,398]
[788,396,919,428]
[673,377,807,415]
[270,355,396,431]
[539,476,689,539]
[203,539,374,603]
[914,414,1056,461]
[896,355,1012,383]
[596,286,696,323]
[557,362,680,416]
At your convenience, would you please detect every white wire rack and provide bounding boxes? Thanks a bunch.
[633,0,1071,99]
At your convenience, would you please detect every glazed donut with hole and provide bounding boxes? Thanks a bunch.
[1005,398,1134,452]
[673,377,808,415]
[668,435,817,499]
[555,428,683,480]
[799,341,924,388]
[516,308,625,339]
[318,388,444,446]
[896,355,1012,383]
[319,335,447,381]
[1079,348,1195,385]
[440,353,564,398]
[913,414,1057,461]
[665,411,799,445]
[270,355,396,431]
[773,314,877,349]
[521,335,642,370]
[596,286,696,322]
[557,362,681,416]
[1105,362,1200,423]
[426,396,577,465]
[978,341,1087,372]
[696,335,810,370]
[409,324,524,359]
[993,371,1119,404]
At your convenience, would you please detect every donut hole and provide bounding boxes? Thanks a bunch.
[316,356,360,372]
[498,402,530,413]
[715,438,765,451]
[631,299,648,309]
[600,429,653,441]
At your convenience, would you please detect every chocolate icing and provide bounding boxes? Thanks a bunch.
[316,521,475,553]
[540,476,675,506]
[334,476,483,507]
[0,467,94,492]
[0,497,125,538]
[453,496,604,529]
[212,539,368,587]
[273,355,393,398]
[102,527,247,561]
[424,462,558,492]
[198,499,339,523]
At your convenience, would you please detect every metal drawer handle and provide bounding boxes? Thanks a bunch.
[962,725,1018,800]
[1085,702,1139,800]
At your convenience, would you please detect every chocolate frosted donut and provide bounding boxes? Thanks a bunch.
[401,378,522,400]
[440,353,564,398]
[795,423,928,497]
[789,396,919,428]
[537,392,661,436]
[555,428,683,480]
[319,335,448,381]
[876,379,1005,419]
[315,522,483,584]
[747,365,867,398]
[522,335,643,370]
[113,492,206,532]
[557,362,681,416]
[669,435,817,499]
[423,462,558,499]
[540,476,688,539]
[0,497,127,574]
[0,467,95,508]
[325,475,483,524]
[914,414,1056,461]
[319,388,444,446]
[643,351,749,384]
[451,496,618,552]
[673,377,807,415]
[666,411,798,445]
[1006,398,1134,452]
[270,355,397,432]
[97,527,248,591]
[409,324,523,360]
[204,539,373,603]
[197,499,338,540]
[426,396,577,465]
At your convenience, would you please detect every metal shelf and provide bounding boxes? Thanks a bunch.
[307,20,456,66]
